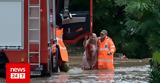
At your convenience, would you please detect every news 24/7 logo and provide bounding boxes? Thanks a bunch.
[6,63,30,83]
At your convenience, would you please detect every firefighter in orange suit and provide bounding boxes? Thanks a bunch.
[56,26,69,72]
[52,14,69,72]
[97,30,116,70]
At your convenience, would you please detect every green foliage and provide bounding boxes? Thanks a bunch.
[116,0,160,58]
[123,40,139,58]
[123,37,151,58]
[149,49,160,83]
[147,32,160,51]
[149,60,160,83]
[124,19,140,35]
[93,0,160,58]
[152,51,160,64]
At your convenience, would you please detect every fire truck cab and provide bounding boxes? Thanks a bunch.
[0,0,92,76]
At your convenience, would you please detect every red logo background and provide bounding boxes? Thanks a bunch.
[6,63,30,83]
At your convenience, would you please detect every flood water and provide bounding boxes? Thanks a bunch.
[30,65,150,83]
[0,65,150,83]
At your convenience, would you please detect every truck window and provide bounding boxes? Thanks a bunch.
[0,0,24,49]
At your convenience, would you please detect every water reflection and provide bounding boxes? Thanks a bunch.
[96,70,114,83]
[52,73,69,83]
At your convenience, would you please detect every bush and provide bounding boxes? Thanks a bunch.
[152,51,160,64]
[123,39,151,59]
[149,51,160,83]
[149,61,160,83]
[123,40,139,58]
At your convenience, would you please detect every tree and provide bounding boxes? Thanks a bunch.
[93,0,160,58]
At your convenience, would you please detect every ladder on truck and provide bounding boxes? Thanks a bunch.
[28,0,42,75]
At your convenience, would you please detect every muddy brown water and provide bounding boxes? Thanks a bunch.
[32,57,151,83]
[0,57,150,83]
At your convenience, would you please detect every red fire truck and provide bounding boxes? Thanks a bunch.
[0,0,92,76]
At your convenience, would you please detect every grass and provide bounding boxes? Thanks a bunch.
[152,51,160,64]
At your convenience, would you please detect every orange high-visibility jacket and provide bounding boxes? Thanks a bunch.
[97,36,116,70]
[55,27,69,62]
